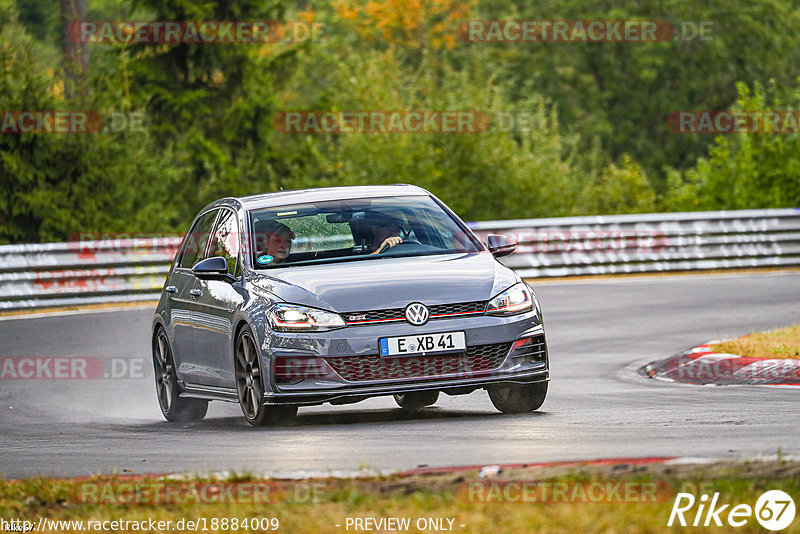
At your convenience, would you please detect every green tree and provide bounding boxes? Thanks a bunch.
[126,0,303,223]
[0,4,186,243]
[663,81,800,211]
[472,0,800,186]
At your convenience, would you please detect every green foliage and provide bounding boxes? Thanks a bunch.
[244,18,655,220]
[473,0,800,184]
[268,40,579,219]
[662,81,800,211]
[0,5,187,243]
[579,155,655,215]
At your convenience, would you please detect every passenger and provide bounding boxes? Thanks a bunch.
[254,221,295,264]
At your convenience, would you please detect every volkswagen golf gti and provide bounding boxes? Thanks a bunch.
[151,185,549,425]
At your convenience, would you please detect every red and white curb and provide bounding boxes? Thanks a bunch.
[641,341,800,386]
[17,455,800,482]
[401,456,676,476]
[16,457,679,482]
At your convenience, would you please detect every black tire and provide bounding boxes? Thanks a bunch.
[394,390,439,412]
[152,327,208,422]
[488,382,548,414]
[234,327,298,427]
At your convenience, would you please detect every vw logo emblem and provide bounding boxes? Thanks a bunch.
[405,302,430,326]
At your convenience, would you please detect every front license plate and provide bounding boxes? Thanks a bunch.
[379,331,466,357]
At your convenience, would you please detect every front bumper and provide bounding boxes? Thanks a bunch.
[259,311,549,405]
[263,368,548,405]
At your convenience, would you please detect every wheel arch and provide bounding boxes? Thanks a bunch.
[151,318,171,358]
[231,311,269,360]
[231,308,273,394]
[231,317,266,381]
[233,318,251,347]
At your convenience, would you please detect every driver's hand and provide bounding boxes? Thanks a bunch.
[374,236,402,254]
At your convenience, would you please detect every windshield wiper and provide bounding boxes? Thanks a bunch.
[256,250,458,268]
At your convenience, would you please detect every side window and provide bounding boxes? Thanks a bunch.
[207,210,240,275]
[178,210,219,269]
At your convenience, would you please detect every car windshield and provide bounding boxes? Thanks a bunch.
[249,195,482,268]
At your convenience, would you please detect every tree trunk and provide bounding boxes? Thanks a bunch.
[61,0,89,98]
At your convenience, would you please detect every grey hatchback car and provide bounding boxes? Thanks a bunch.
[152,185,549,426]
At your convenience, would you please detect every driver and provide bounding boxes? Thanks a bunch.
[369,215,404,255]
[253,220,295,264]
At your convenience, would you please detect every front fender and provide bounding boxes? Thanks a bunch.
[231,286,280,393]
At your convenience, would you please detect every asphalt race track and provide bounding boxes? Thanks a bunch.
[1,272,798,479]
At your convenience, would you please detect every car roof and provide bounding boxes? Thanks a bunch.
[231,184,430,211]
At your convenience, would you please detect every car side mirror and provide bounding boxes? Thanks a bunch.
[486,234,517,258]
[192,256,236,282]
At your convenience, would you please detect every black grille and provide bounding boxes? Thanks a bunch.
[323,342,511,382]
[429,301,486,316]
[344,301,486,325]
[343,308,405,323]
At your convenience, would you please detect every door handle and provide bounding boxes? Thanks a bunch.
[189,289,203,298]
[165,286,177,293]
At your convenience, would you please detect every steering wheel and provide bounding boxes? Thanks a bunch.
[377,239,421,254]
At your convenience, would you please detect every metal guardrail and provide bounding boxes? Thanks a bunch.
[468,208,800,278]
[0,238,181,310]
[0,208,798,310]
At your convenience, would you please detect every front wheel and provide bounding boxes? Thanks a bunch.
[234,327,298,427]
[152,327,208,422]
[394,391,439,412]
[488,382,548,414]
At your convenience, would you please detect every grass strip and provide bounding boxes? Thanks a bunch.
[712,325,800,359]
[2,460,799,533]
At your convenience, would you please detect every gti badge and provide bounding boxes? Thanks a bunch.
[405,302,430,326]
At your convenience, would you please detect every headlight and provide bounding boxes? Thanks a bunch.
[268,304,346,332]
[486,283,533,316]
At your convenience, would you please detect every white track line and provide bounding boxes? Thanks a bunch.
[0,303,157,322]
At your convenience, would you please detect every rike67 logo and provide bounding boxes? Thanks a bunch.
[668,490,796,530]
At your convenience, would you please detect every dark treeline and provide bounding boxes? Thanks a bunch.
[1,0,799,244]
